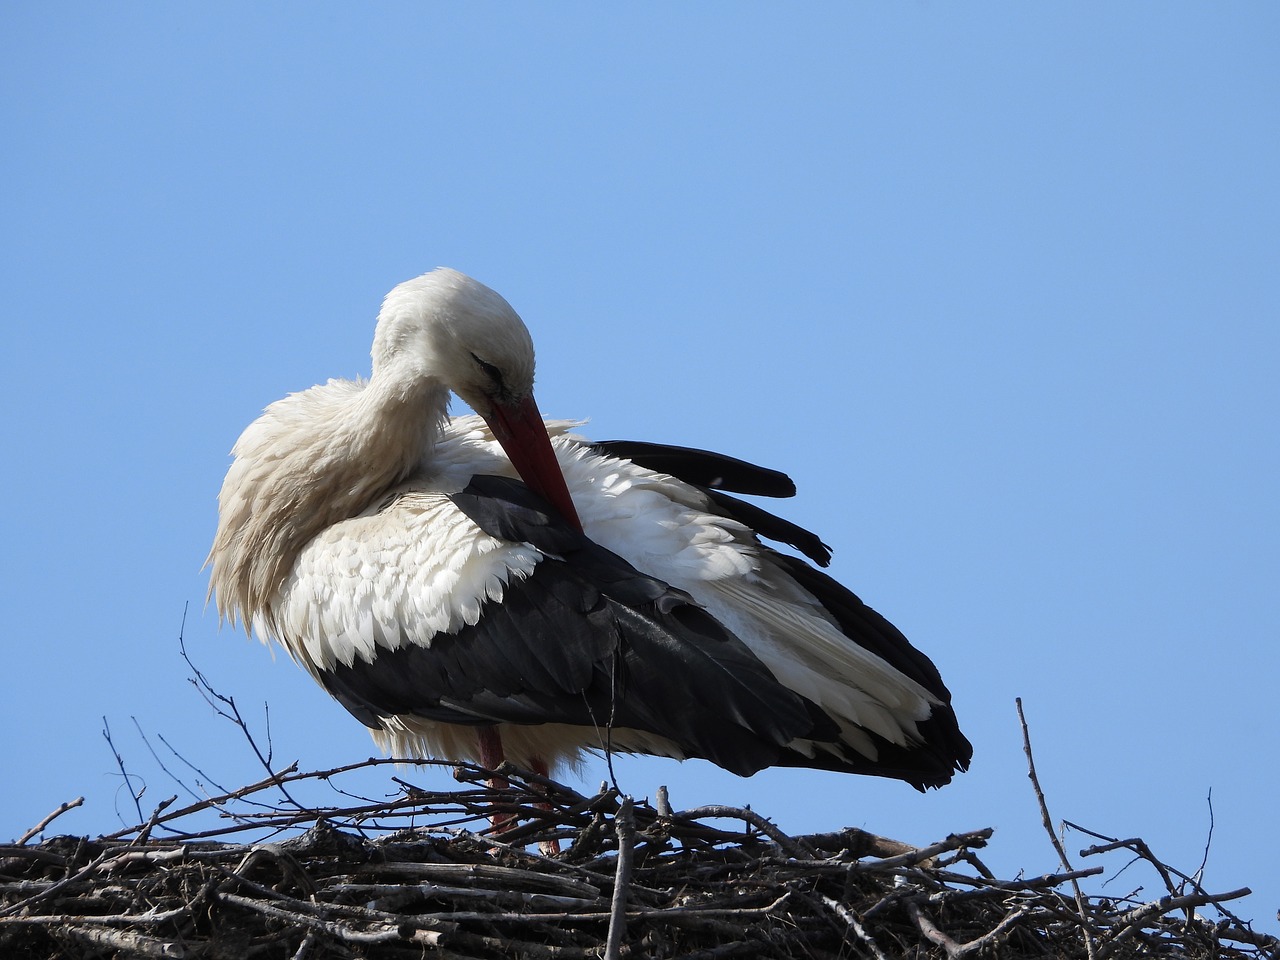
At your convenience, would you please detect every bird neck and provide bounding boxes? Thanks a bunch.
[208,373,451,633]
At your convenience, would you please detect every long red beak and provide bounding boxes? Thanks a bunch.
[485,395,584,534]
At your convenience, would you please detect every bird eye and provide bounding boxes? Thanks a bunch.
[470,353,506,393]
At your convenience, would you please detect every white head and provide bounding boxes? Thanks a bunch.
[374,267,583,533]
[372,267,536,420]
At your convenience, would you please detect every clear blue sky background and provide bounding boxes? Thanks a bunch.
[3,3,1277,935]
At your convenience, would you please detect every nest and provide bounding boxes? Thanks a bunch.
[1,757,1275,960]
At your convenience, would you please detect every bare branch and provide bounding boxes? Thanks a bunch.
[17,798,84,846]
[100,717,145,828]
[1017,696,1097,960]
[603,795,634,960]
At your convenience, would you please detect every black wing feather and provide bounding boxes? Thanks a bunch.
[593,438,971,788]
[592,439,832,567]
[591,440,796,497]
[318,475,838,777]
[768,551,974,782]
[706,489,832,567]
[320,446,971,788]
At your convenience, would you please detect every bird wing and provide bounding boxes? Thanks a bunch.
[589,439,798,497]
[574,438,972,787]
[588,439,953,701]
[274,474,836,777]
[271,427,970,786]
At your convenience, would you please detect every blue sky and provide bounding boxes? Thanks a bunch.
[3,3,1277,936]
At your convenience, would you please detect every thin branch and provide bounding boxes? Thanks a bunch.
[129,716,217,808]
[1017,697,1097,960]
[178,628,307,813]
[821,894,892,960]
[674,804,811,859]
[1194,787,1215,888]
[101,716,146,828]
[17,797,84,845]
[603,795,635,960]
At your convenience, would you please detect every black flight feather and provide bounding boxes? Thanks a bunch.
[767,550,974,782]
[589,439,970,788]
[591,440,797,497]
[320,451,970,788]
[592,439,832,567]
[318,475,840,777]
[705,489,833,567]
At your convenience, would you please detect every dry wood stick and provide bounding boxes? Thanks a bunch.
[604,795,635,960]
[0,903,193,928]
[53,923,187,959]
[674,804,809,858]
[819,893,892,960]
[17,797,84,845]
[850,828,994,873]
[1017,696,1097,960]
[1096,888,1254,959]
[218,892,439,946]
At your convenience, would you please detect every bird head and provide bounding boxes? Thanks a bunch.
[372,267,583,532]
[372,267,535,417]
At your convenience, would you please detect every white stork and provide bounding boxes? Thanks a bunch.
[208,268,971,789]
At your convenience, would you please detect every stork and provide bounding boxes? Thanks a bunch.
[208,268,971,790]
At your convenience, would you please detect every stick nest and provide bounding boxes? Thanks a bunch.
[1,760,1274,960]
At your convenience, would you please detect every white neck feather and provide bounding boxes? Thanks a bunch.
[207,373,450,632]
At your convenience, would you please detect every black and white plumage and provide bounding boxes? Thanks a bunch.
[208,268,971,789]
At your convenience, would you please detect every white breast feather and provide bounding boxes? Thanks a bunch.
[275,491,541,674]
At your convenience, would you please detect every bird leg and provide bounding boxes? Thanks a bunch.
[476,727,517,834]
[477,726,507,780]
[475,730,560,855]
[531,757,561,856]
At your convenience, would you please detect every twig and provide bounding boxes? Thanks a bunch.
[218,892,439,946]
[1194,787,1215,887]
[132,795,177,846]
[130,716,225,808]
[1097,888,1254,959]
[851,829,994,872]
[821,894,892,960]
[1064,814,1256,943]
[101,717,146,827]
[1073,830,1189,897]
[100,762,300,841]
[603,795,635,960]
[179,630,307,811]
[1017,696,1097,960]
[909,899,966,956]
[52,924,188,959]
[655,784,672,817]
[795,825,919,859]
[17,797,84,845]
[290,928,319,960]
[908,899,1032,958]
[675,804,810,858]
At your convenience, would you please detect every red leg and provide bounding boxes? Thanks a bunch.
[477,727,515,835]
[531,756,561,856]
[477,726,505,772]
